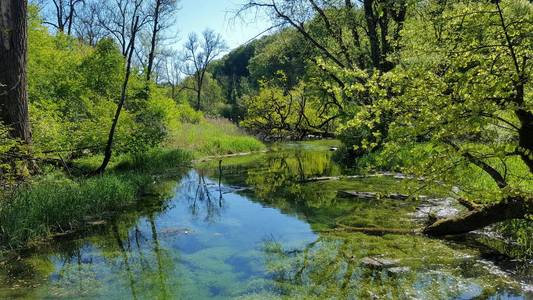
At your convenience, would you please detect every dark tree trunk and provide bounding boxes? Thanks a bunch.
[514,84,533,173]
[146,0,161,82]
[363,0,381,71]
[66,3,74,35]
[196,88,201,111]
[423,196,533,236]
[95,17,139,175]
[196,72,204,111]
[0,0,31,143]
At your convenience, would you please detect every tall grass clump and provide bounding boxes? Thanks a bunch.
[166,117,265,157]
[115,148,193,172]
[0,147,194,249]
[0,173,150,248]
[200,136,264,156]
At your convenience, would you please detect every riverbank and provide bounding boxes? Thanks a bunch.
[0,119,265,250]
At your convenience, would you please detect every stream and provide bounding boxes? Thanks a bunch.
[0,141,531,299]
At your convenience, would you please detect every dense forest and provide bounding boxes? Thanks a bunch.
[0,0,532,296]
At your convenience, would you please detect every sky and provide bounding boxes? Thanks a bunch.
[171,0,273,51]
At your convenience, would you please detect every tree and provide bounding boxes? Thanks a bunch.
[0,0,32,143]
[145,0,179,82]
[73,0,106,45]
[95,16,140,174]
[342,0,533,235]
[41,0,85,35]
[160,49,183,99]
[241,79,336,140]
[181,29,227,111]
[238,0,408,146]
[97,0,150,57]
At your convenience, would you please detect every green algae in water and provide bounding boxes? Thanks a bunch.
[0,142,531,299]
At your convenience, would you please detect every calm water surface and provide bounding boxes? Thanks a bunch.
[0,142,531,299]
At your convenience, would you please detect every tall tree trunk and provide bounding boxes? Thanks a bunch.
[514,83,533,173]
[67,3,74,35]
[0,0,31,143]
[363,0,381,71]
[146,0,161,82]
[95,17,139,175]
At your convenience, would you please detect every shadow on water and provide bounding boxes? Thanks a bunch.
[0,141,531,299]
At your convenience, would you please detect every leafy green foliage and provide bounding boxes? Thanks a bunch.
[326,0,533,202]
[0,123,27,184]
[240,75,337,140]
[26,12,182,157]
[176,72,227,116]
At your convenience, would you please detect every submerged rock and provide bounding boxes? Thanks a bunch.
[159,227,193,236]
[412,197,462,220]
[387,267,410,275]
[360,257,400,269]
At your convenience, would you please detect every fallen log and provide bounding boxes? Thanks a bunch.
[301,172,423,183]
[456,197,481,211]
[338,190,427,200]
[423,196,533,236]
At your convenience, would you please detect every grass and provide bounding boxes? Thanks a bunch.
[0,148,192,249]
[114,148,193,172]
[166,118,265,157]
[0,173,150,248]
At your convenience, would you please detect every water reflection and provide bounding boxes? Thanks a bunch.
[0,142,531,299]
[182,170,225,223]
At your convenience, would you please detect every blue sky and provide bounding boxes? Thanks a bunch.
[172,0,272,50]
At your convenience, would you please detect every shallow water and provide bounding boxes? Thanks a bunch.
[0,141,531,299]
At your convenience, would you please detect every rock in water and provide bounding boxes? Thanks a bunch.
[360,257,400,269]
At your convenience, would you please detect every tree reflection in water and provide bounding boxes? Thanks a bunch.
[184,169,225,223]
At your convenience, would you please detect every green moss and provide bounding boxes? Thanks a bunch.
[262,233,520,299]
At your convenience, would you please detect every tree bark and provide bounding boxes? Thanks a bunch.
[0,0,31,143]
[363,0,381,71]
[95,16,139,175]
[423,196,533,236]
[196,86,201,111]
[146,0,161,82]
